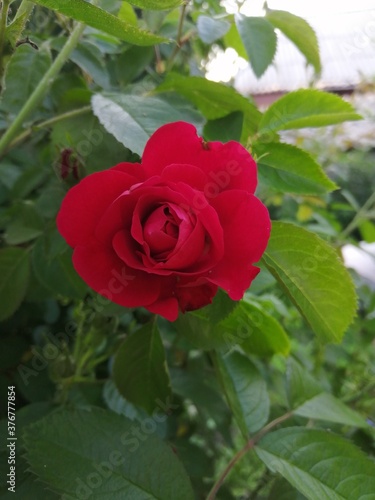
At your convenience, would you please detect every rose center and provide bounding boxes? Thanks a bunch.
[142,203,194,262]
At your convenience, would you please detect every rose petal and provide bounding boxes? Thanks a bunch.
[143,206,178,254]
[146,297,180,321]
[142,122,257,194]
[73,241,161,307]
[101,182,224,276]
[160,163,208,191]
[175,279,218,312]
[208,190,271,299]
[57,168,142,247]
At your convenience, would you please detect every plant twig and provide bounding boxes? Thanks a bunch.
[0,21,85,156]
[206,411,293,500]
[166,0,189,70]
[5,105,91,152]
[339,191,375,240]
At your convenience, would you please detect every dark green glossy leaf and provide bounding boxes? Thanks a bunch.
[0,247,30,321]
[256,427,375,500]
[113,322,172,414]
[23,408,195,499]
[215,351,269,436]
[2,45,51,115]
[32,230,88,300]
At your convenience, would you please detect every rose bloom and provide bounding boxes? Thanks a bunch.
[57,122,271,321]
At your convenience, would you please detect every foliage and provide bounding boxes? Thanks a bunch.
[0,1,374,499]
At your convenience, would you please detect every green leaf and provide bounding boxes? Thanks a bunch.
[253,142,338,195]
[266,9,321,73]
[177,300,290,356]
[4,202,44,245]
[118,2,138,26]
[5,11,30,49]
[235,14,277,78]
[32,0,167,45]
[215,351,270,436]
[197,15,231,44]
[224,21,247,59]
[206,289,239,324]
[294,393,369,428]
[50,111,131,174]
[286,357,323,408]
[0,248,30,322]
[156,74,261,141]
[262,222,357,342]
[23,408,195,499]
[269,478,307,500]
[259,90,362,133]
[127,0,182,10]
[32,230,88,300]
[2,45,51,115]
[221,300,291,357]
[70,40,111,89]
[113,322,172,414]
[256,427,375,500]
[115,45,154,84]
[103,380,139,420]
[170,359,230,428]
[359,220,375,243]
[91,92,203,156]
[204,111,244,143]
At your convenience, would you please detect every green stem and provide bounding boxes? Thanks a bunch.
[0,21,85,156]
[166,0,189,70]
[0,0,11,78]
[6,105,91,152]
[339,191,375,240]
[206,411,293,500]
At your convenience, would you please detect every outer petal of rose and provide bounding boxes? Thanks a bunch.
[57,168,142,247]
[142,122,257,194]
[208,190,271,300]
[146,297,180,321]
[160,163,208,190]
[111,162,145,181]
[175,280,218,312]
[72,242,161,307]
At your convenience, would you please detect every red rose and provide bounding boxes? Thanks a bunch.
[57,122,271,321]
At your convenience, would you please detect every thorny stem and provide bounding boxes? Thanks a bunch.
[0,21,85,156]
[206,411,294,500]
